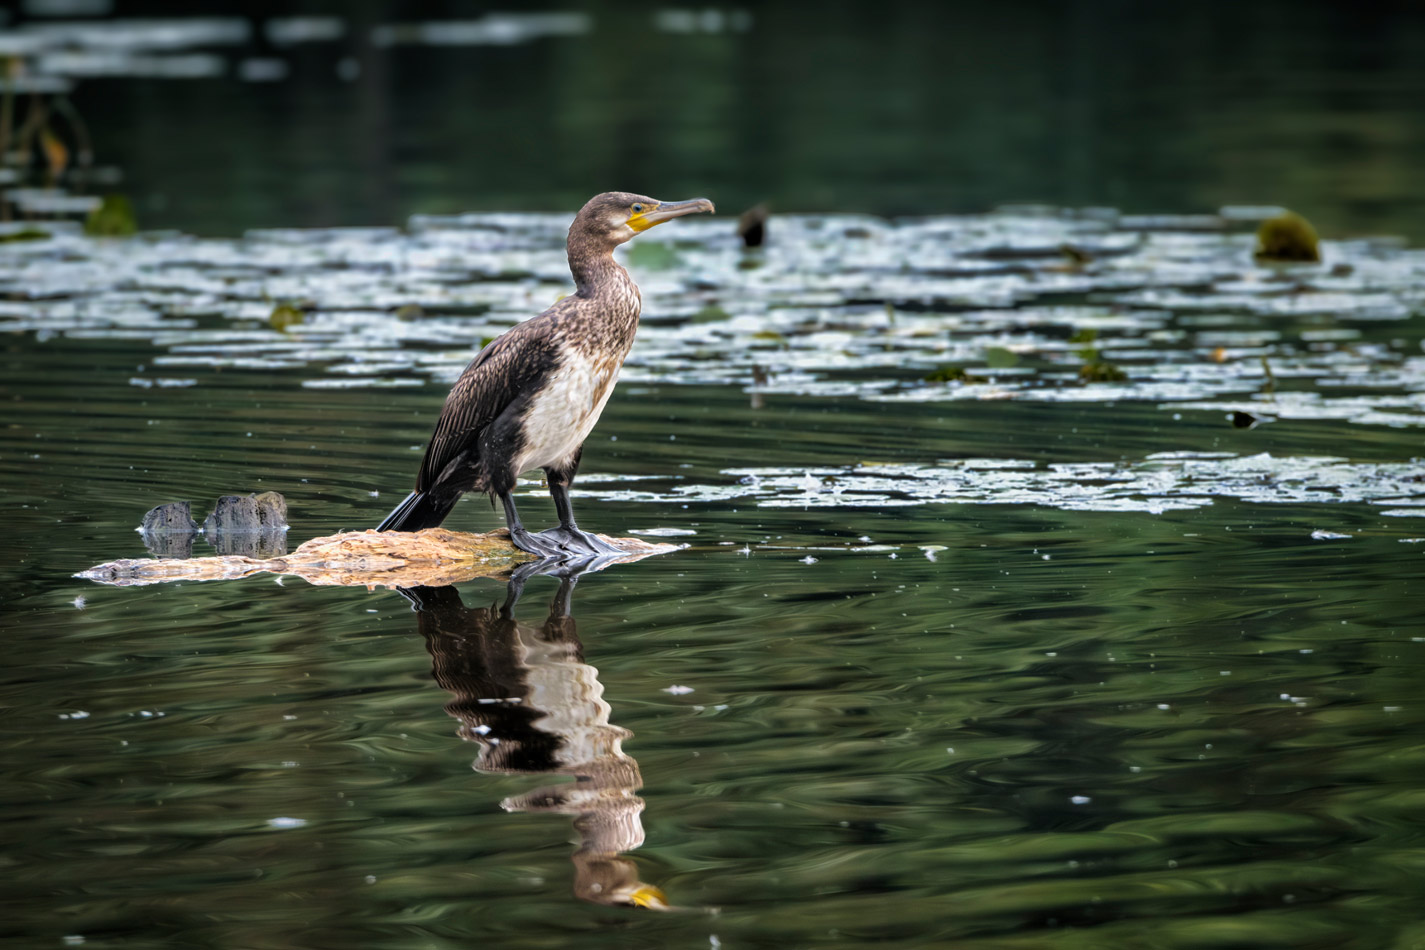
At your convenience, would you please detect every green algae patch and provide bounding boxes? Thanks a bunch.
[0,227,52,243]
[1079,361,1128,382]
[84,193,138,237]
[1255,211,1321,263]
[269,302,306,331]
[924,365,985,384]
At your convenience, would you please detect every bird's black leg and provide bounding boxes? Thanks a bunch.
[538,457,623,556]
[549,574,577,618]
[500,490,565,559]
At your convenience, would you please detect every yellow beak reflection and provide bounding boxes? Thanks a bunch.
[627,883,672,909]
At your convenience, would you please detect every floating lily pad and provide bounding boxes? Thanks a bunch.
[0,207,1419,428]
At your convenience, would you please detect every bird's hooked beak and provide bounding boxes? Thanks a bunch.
[627,198,715,232]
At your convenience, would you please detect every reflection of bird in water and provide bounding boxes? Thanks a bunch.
[402,563,670,910]
[378,192,715,558]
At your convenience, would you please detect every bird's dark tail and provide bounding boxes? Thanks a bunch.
[377,490,459,532]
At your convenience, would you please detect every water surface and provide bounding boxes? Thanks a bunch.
[3,206,1423,948]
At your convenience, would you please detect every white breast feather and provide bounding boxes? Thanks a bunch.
[516,343,619,474]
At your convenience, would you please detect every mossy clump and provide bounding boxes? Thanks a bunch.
[750,329,788,347]
[0,227,53,243]
[269,302,305,331]
[84,193,138,237]
[1079,361,1127,382]
[924,365,985,384]
[1069,327,1125,381]
[1254,211,1320,263]
[692,304,731,323]
[1068,327,1099,357]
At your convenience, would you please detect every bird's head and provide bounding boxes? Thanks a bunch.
[573,191,716,248]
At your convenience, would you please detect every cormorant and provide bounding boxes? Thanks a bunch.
[377,192,715,557]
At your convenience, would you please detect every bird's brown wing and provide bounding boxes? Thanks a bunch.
[415,319,563,493]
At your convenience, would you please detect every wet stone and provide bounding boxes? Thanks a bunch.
[137,502,200,559]
[140,501,198,533]
[203,492,289,533]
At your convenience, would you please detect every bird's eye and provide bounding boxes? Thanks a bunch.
[631,203,643,213]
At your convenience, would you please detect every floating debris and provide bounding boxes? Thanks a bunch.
[738,204,768,247]
[1231,411,1261,429]
[1255,211,1321,263]
[83,193,137,236]
[269,302,305,331]
[78,528,679,588]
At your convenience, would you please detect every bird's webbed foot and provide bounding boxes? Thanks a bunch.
[534,525,625,557]
[507,523,574,559]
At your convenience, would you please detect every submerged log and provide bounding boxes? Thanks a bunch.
[77,528,679,589]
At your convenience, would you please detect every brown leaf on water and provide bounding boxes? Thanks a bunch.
[40,128,68,180]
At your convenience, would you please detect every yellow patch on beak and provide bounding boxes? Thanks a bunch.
[626,206,660,232]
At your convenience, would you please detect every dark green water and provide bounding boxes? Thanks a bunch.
[4,216,1424,945]
[32,1,1425,241]
[2,4,1424,947]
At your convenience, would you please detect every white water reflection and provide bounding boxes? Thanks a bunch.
[566,452,1425,515]
[1,209,1422,432]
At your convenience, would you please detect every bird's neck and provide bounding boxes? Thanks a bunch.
[568,240,629,298]
[567,240,641,339]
